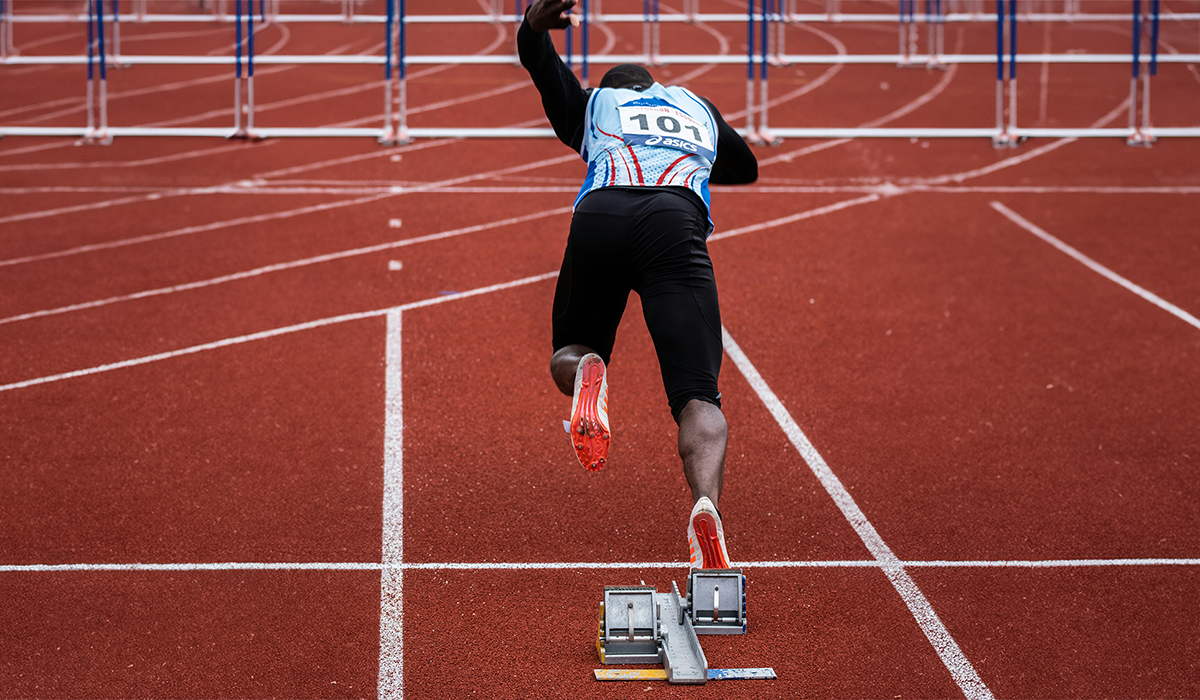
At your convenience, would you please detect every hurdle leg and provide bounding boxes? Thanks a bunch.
[744,0,763,144]
[87,0,113,144]
[3,0,15,60]
[401,78,411,142]
[757,0,780,144]
[1126,0,1150,146]
[926,0,946,69]
[652,0,660,63]
[111,0,120,64]
[1139,0,1158,145]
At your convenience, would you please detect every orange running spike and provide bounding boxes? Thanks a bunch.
[569,354,610,471]
[692,513,730,569]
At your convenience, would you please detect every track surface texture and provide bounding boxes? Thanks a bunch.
[2,1,1199,698]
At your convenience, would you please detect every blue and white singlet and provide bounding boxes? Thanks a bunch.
[575,83,718,219]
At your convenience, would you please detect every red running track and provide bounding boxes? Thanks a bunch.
[2,1,1199,698]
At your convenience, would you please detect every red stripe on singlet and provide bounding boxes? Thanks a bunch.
[595,124,621,140]
[627,146,645,185]
[615,148,633,184]
[607,151,617,186]
[656,154,692,186]
[680,166,703,187]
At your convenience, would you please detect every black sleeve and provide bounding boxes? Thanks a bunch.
[517,14,590,153]
[701,97,758,185]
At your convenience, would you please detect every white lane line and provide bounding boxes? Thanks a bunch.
[17,184,1198,197]
[252,137,457,181]
[708,193,883,242]
[1,192,873,376]
[0,188,200,226]
[0,137,457,229]
[0,193,395,268]
[720,326,994,700]
[0,271,560,394]
[379,309,405,700]
[0,152,578,268]
[737,185,1200,195]
[0,206,573,327]
[991,201,1200,331]
[0,143,266,172]
[923,98,1130,186]
[890,559,1200,567]
[6,558,1197,573]
[3,190,873,326]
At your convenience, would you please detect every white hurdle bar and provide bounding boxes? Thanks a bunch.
[4,4,1200,144]
[9,52,1198,67]
[10,12,1200,24]
[4,125,1200,139]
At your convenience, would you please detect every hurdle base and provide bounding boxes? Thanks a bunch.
[757,128,783,147]
[991,132,1022,149]
[78,129,114,146]
[379,128,413,146]
[228,129,265,142]
[1125,130,1156,148]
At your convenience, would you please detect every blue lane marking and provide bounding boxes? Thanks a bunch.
[708,667,777,680]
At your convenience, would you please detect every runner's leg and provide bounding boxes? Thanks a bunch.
[678,398,727,508]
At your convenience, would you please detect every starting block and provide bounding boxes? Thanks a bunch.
[595,569,774,685]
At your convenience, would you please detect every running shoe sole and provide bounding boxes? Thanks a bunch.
[569,354,610,471]
[689,510,731,569]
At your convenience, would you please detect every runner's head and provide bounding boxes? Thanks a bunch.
[599,64,653,91]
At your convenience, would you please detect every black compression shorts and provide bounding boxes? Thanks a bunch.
[552,187,723,422]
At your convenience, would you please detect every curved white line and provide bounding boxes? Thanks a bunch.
[724,20,847,122]
[757,24,965,167]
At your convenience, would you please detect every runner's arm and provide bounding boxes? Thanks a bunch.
[517,5,590,154]
[701,98,758,185]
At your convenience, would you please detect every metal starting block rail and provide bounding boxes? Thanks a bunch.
[594,568,775,684]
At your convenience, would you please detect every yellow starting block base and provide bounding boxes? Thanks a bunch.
[595,668,777,682]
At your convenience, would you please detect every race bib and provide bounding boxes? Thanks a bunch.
[617,101,715,162]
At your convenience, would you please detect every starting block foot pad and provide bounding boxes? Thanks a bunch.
[687,569,747,634]
[594,668,778,682]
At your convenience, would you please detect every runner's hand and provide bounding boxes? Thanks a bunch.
[527,0,578,32]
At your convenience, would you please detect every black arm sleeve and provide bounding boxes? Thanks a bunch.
[517,15,589,153]
[702,97,758,185]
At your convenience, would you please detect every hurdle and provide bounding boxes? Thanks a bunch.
[582,0,589,87]
[992,0,1019,147]
[82,0,111,144]
[381,0,409,144]
[643,0,660,66]
[898,0,918,66]
[231,0,259,140]
[925,0,946,68]
[755,0,780,145]
[1127,0,1160,147]
[3,2,1200,144]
